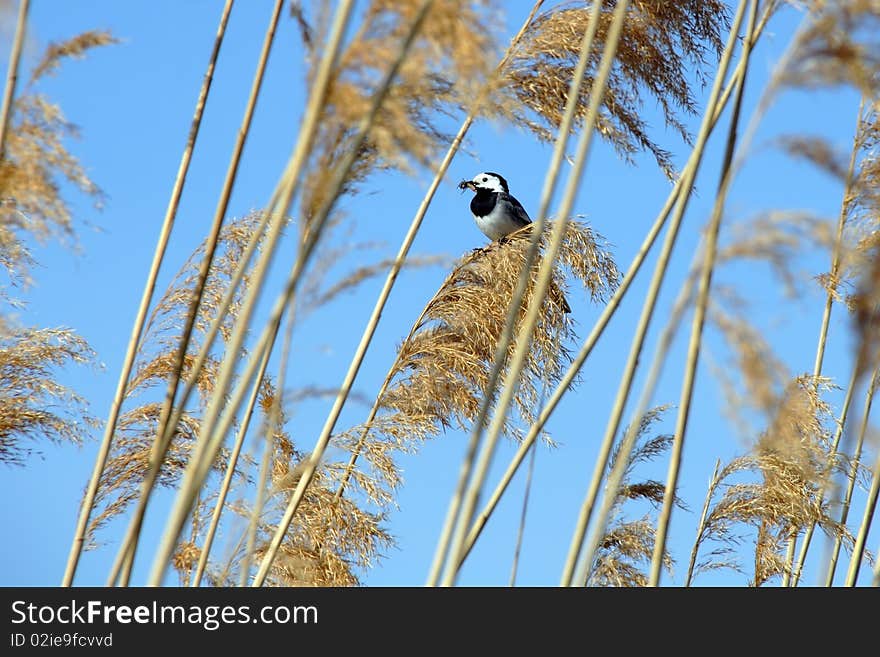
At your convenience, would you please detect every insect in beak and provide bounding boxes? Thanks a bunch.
[458,180,476,192]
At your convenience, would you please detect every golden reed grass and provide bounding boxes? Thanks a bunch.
[1,0,879,587]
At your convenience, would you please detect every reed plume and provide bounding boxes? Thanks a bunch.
[5,0,880,589]
[688,377,857,585]
[495,0,730,179]
[87,211,392,584]
[0,31,113,466]
[588,406,677,587]
[0,31,115,284]
[337,220,619,505]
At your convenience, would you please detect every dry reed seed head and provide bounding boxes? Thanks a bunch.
[495,0,730,179]
[366,0,499,80]
[85,214,267,540]
[589,406,676,586]
[0,327,97,466]
[843,103,880,371]
[759,375,837,474]
[753,521,787,586]
[86,405,210,541]
[172,541,202,578]
[0,78,99,478]
[854,100,880,219]
[691,375,857,585]
[248,446,393,586]
[589,517,674,587]
[689,467,748,582]
[29,31,119,83]
[394,221,615,424]
[776,0,880,98]
[299,0,499,220]
[138,212,267,358]
[718,211,837,300]
[747,102,880,309]
[614,404,672,466]
[853,262,880,375]
[0,96,101,285]
[770,127,880,301]
[778,135,856,183]
[0,32,114,286]
[260,542,357,587]
[335,221,618,505]
[709,303,790,423]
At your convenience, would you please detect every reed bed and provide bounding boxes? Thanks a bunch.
[2,0,880,587]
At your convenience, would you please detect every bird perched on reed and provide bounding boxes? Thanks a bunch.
[459,171,571,313]
[458,171,532,242]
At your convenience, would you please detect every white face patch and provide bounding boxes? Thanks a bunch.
[472,172,505,193]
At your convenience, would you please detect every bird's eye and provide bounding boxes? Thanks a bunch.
[481,177,488,182]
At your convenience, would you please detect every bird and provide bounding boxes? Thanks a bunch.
[458,171,571,313]
[458,171,531,242]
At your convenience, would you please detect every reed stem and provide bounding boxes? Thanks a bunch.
[455,16,772,563]
[427,0,607,586]
[147,0,360,585]
[562,0,751,587]
[647,0,759,588]
[65,0,235,586]
[109,0,285,585]
[439,0,626,587]
[789,94,866,587]
[248,0,438,587]
[0,0,29,159]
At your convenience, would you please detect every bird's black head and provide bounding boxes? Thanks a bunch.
[458,172,509,194]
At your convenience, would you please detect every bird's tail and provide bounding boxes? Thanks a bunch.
[549,280,571,314]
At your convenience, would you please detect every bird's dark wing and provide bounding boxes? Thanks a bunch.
[499,192,532,226]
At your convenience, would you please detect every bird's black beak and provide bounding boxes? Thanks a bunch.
[458,180,476,192]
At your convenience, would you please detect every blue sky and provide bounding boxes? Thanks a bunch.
[1,1,875,587]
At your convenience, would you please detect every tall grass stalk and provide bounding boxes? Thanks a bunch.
[686,460,722,586]
[457,25,771,565]
[834,368,878,585]
[789,363,859,586]
[562,0,751,587]
[327,0,548,504]
[845,414,880,585]
[191,339,274,587]
[437,0,626,587]
[0,0,28,158]
[509,441,537,587]
[110,0,285,587]
[242,306,298,586]
[426,0,608,587]
[64,0,235,586]
[647,0,760,587]
[788,96,866,586]
[146,0,361,585]
[248,0,439,587]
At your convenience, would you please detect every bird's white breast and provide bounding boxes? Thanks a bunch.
[473,200,525,241]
